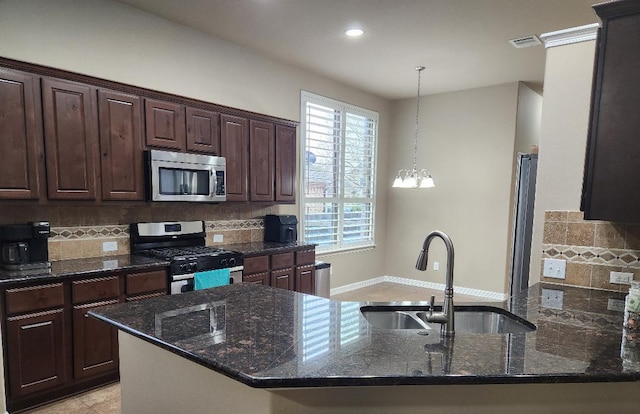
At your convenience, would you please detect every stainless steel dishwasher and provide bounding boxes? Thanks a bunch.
[315,261,331,298]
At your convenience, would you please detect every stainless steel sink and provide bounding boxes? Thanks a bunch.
[360,305,536,334]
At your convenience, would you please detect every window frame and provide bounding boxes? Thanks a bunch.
[299,91,379,254]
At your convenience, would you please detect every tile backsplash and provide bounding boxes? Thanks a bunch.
[0,203,274,261]
[541,210,640,292]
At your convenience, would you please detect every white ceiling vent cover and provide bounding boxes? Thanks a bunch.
[509,35,542,48]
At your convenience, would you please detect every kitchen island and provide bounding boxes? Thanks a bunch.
[89,283,640,413]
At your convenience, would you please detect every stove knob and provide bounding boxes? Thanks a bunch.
[189,262,198,272]
[179,264,188,272]
[229,257,236,266]
[221,258,228,267]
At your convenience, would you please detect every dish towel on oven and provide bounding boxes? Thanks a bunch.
[194,268,230,290]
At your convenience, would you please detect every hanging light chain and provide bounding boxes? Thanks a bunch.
[413,66,425,172]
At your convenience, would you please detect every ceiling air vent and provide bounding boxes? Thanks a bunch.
[509,35,542,48]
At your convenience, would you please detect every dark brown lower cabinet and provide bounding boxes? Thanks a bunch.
[271,267,294,290]
[244,272,270,285]
[6,309,66,397]
[72,300,119,379]
[1,267,168,412]
[295,264,316,295]
[242,248,316,294]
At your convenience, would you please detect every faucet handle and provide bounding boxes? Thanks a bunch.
[429,295,435,316]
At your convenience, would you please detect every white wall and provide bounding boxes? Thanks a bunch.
[384,83,519,294]
[529,40,596,284]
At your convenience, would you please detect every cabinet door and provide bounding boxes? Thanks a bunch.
[73,300,119,379]
[6,309,66,397]
[98,89,144,200]
[243,271,270,285]
[0,68,41,199]
[271,267,294,291]
[144,98,185,151]
[295,265,316,295]
[186,107,220,154]
[582,7,640,221]
[249,120,275,201]
[42,78,98,200]
[220,114,249,201]
[275,125,296,203]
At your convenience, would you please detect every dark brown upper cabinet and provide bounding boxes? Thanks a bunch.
[186,107,220,154]
[0,68,42,200]
[42,78,99,200]
[249,120,275,202]
[220,114,249,201]
[275,125,296,203]
[581,1,640,222]
[98,89,144,201]
[144,98,185,151]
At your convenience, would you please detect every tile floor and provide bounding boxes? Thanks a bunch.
[22,282,498,414]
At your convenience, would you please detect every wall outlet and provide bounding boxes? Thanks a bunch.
[610,271,633,285]
[102,241,118,252]
[213,234,224,243]
[543,258,566,279]
[607,298,626,312]
[541,288,564,310]
[433,261,440,271]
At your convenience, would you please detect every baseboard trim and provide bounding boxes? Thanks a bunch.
[330,276,508,301]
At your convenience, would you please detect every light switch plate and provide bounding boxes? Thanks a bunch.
[102,241,118,252]
[213,234,223,243]
[433,262,440,271]
[543,258,566,279]
[541,288,564,310]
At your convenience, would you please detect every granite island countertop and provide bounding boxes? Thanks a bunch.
[0,255,169,285]
[89,282,640,388]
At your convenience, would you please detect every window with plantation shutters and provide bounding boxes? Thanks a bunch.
[300,91,378,253]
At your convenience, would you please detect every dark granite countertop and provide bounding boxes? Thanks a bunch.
[89,282,640,388]
[223,241,316,257]
[0,255,169,285]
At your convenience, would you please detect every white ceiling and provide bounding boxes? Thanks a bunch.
[116,0,598,100]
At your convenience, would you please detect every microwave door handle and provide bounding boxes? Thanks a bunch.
[210,169,216,196]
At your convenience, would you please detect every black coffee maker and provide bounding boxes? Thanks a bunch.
[0,222,51,271]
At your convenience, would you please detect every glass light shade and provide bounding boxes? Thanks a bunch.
[419,175,435,188]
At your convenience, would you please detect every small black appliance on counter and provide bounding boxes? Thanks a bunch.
[0,221,51,271]
[264,215,298,243]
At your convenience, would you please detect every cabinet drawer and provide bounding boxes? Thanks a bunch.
[126,269,167,296]
[295,249,315,265]
[243,255,269,275]
[72,276,120,304]
[5,283,64,315]
[271,252,294,270]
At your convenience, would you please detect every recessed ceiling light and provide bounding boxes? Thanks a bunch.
[345,28,365,37]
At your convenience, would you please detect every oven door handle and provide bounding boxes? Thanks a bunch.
[172,273,194,282]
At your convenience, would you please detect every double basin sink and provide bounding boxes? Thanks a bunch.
[361,304,536,334]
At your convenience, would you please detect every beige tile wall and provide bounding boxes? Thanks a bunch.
[0,203,274,261]
[541,210,640,292]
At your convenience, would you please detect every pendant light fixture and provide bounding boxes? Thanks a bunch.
[392,66,435,189]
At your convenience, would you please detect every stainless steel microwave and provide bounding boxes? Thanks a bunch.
[145,150,226,202]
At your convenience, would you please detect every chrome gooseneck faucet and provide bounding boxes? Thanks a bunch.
[416,230,455,335]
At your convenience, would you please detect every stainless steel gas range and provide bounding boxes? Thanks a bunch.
[130,221,243,294]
